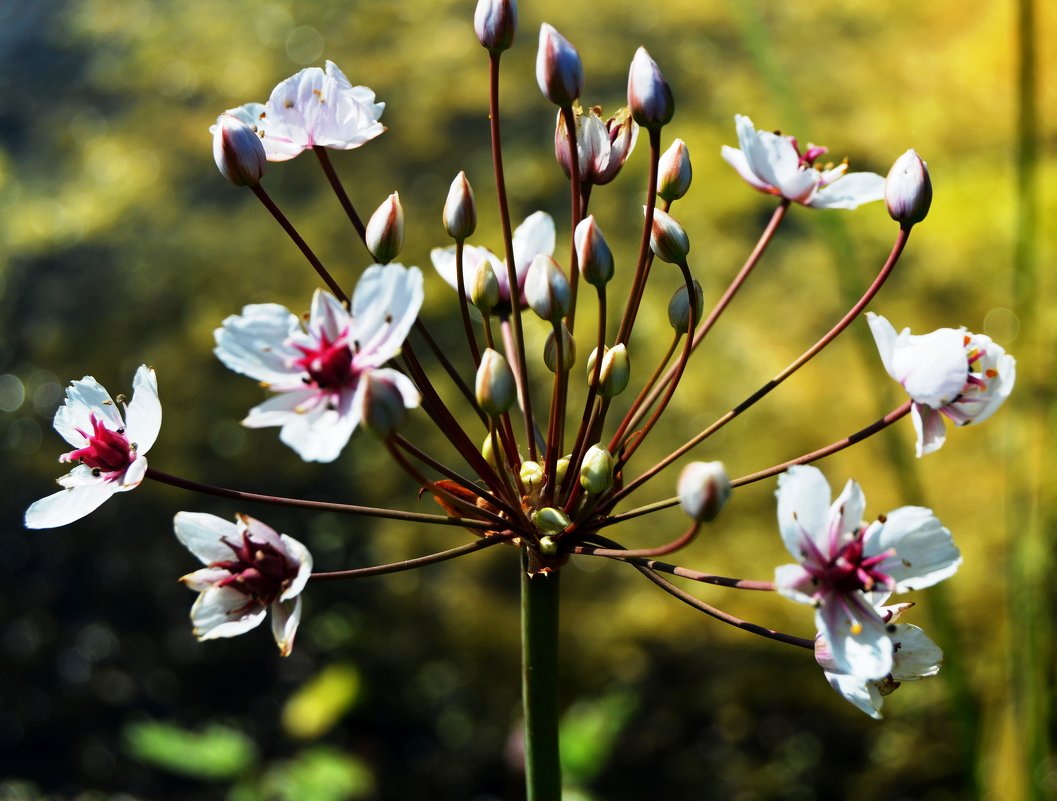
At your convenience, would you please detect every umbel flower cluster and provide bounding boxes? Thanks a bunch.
[26,0,1015,791]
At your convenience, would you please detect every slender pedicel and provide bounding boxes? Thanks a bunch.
[314,147,368,245]
[312,533,513,581]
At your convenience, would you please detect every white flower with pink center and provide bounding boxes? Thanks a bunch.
[218,60,385,162]
[214,264,423,463]
[721,114,884,209]
[431,211,555,313]
[867,312,1016,457]
[774,466,960,680]
[25,365,161,529]
[175,512,312,656]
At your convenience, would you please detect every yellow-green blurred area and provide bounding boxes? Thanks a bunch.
[1,0,1054,798]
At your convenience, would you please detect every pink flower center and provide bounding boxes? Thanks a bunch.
[788,136,829,168]
[294,329,355,390]
[62,414,134,478]
[804,528,895,596]
[212,531,299,608]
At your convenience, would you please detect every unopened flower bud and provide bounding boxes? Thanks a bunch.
[627,47,673,130]
[587,344,630,398]
[885,149,932,227]
[544,322,576,373]
[677,461,730,522]
[520,460,545,493]
[657,138,692,202]
[646,206,690,264]
[476,348,516,416]
[474,0,518,53]
[213,113,266,186]
[443,171,477,240]
[536,24,583,107]
[539,535,559,555]
[365,192,404,264]
[554,455,571,486]
[525,254,571,322]
[481,433,498,469]
[667,279,703,335]
[579,444,614,494]
[555,104,638,186]
[360,372,410,437]
[470,259,500,311]
[575,216,614,287]
[533,506,570,534]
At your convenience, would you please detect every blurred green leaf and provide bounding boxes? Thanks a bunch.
[124,720,258,780]
[559,690,639,783]
[282,663,362,740]
[260,747,374,801]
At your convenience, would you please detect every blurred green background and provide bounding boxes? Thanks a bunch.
[1,0,1053,798]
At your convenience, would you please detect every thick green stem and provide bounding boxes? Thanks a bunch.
[521,553,562,800]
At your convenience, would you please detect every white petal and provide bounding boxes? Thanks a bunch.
[829,478,866,544]
[891,327,967,407]
[825,671,883,719]
[270,597,302,656]
[180,567,231,592]
[308,289,353,343]
[214,303,305,388]
[865,312,899,381]
[774,563,816,605]
[367,367,420,411]
[512,212,556,285]
[912,402,947,457]
[866,506,961,592]
[279,533,314,601]
[115,455,148,491]
[174,511,240,564]
[53,376,123,448]
[242,389,323,427]
[24,481,119,529]
[776,465,832,559]
[123,366,161,455]
[239,514,285,551]
[889,623,943,680]
[191,586,267,640]
[275,387,362,463]
[351,264,424,366]
[720,146,775,192]
[746,130,814,202]
[817,594,892,680]
[808,171,885,209]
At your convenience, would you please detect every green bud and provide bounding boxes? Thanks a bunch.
[554,454,571,486]
[579,444,614,494]
[575,215,614,286]
[544,322,576,373]
[475,348,516,416]
[657,138,692,202]
[470,258,499,311]
[646,206,690,264]
[365,192,405,264]
[443,171,477,240]
[533,506,571,534]
[587,344,630,398]
[520,460,545,493]
[525,254,571,322]
[539,535,559,555]
[667,279,703,335]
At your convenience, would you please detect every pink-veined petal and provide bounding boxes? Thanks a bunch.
[308,289,352,344]
[191,586,267,640]
[174,511,241,565]
[270,596,303,656]
[774,563,816,605]
[829,478,866,547]
[816,592,892,680]
[279,533,314,601]
[239,514,285,552]
[776,465,832,559]
[180,566,231,592]
[53,376,124,447]
[351,264,423,365]
[214,303,305,389]
[366,367,420,412]
[115,455,148,491]
[720,145,775,193]
[912,402,948,457]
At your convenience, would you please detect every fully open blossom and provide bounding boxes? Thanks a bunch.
[214,264,423,462]
[431,211,555,314]
[721,114,884,209]
[175,512,312,656]
[816,603,943,719]
[555,104,638,186]
[774,466,960,680]
[866,312,1016,457]
[217,61,385,162]
[26,366,161,529]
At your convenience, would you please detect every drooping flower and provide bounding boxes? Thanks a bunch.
[430,211,555,314]
[25,365,161,529]
[214,264,423,463]
[774,465,960,680]
[554,104,638,186]
[175,512,312,656]
[866,312,1016,457]
[815,603,943,719]
[721,114,884,209]
[217,61,385,162]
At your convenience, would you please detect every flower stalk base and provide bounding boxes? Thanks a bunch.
[521,553,562,801]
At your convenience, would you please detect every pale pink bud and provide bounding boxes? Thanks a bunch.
[536,24,584,107]
[476,348,516,416]
[365,192,404,264]
[646,206,690,264]
[657,138,692,202]
[575,216,614,287]
[474,0,518,53]
[678,461,730,522]
[667,279,703,335]
[543,322,576,374]
[885,149,932,227]
[627,48,673,129]
[555,105,638,185]
[524,254,571,322]
[213,113,266,186]
[360,372,409,436]
[444,171,477,241]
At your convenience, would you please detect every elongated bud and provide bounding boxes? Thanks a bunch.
[525,254,571,322]
[481,433,498,468]
[646,206,690,264]
[544,322,576,373]
[470,258,500,311]
[443,171,477,240]
[587,344,630,397]
[365,192,404,263]
[678,461,730,522]
[536,24,583,107]
[474,0,517,53]
[360,372,410,437]
[579,444,614,494]
[476,348,516,416]
[520,460,545,493]
[575,215,614,286]
[554,454,571,486]
[627,47,673,129]
[213,113,266,186]
[667,279,703,335]
[885,149,932,227]
[533,506,571,534]
[657,138,692,202]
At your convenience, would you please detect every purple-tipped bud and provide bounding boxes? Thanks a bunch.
[657,138,692,202]
[470,259,500,311]
[525,254,571,322]
[474,0,518,53]
[587,344,630,398]
[444,171,477,240]
[579,444,614,494]
[575,216,614,287]
[667,279,703,335]
[646,206,690,264]
[627,48,673,129]
[544,322,576,374]
[476,348,516,416]
[213,113,266,186]
[678,461,730,522]
[360,372,409,436]
[365,192,405,264]
[885,149,932,227]
[536,24,584,107]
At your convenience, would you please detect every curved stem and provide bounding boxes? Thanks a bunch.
[454,240,483,367]
[413,319,486,426]
[311,533,512,581]
[572,545,773,591]
[521,552,562,800]
[561,286,607,502]
[314,148,368,246]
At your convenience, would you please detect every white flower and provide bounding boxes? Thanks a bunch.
[25,365,161,529]
[175,512,312,657]
[774,465,960,680]
[816,603,943,719]
[555,104,638,186]
[866,312,1016,457]
[430,211,555,313]
[214,264,423,462]
[216,61,385,162]
[721,114,884,209]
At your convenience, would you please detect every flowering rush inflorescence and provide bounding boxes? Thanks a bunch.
[27,0,1015,792]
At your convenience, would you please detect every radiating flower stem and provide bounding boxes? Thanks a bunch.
[560,104,583,333]
[311,534,513,581]
[145,467,492,529]
[314,147,368,245]
[454,240,483,367]
[521,553,562,801]
[412,320,486,425]
[544,320,566,505]
[611,332,678,453]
